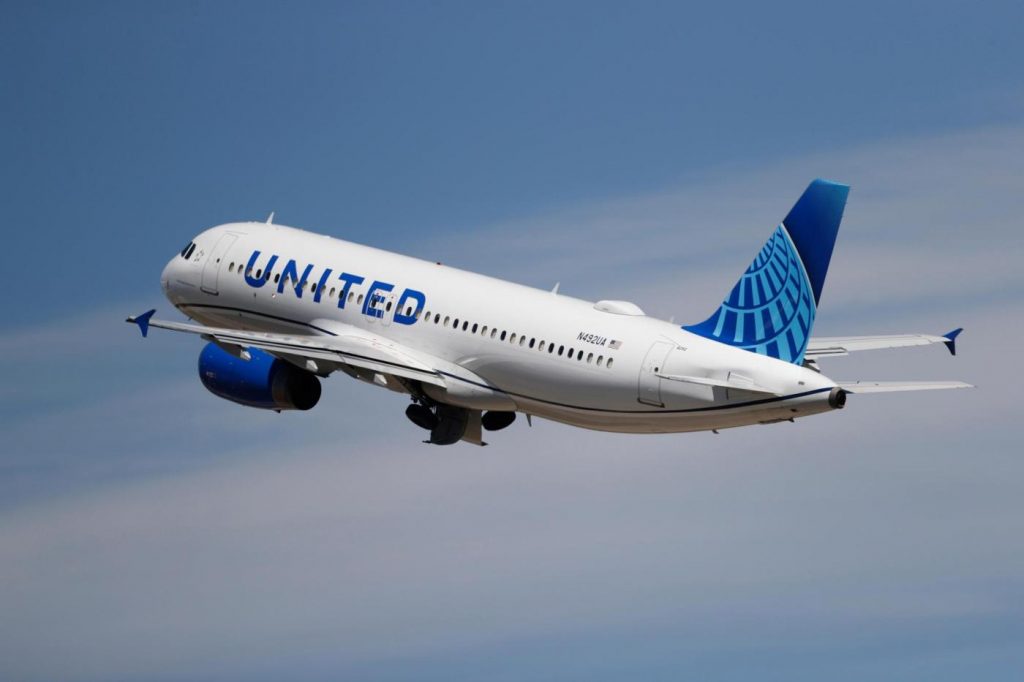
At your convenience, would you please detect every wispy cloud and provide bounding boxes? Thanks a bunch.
[2,396,1020,680]
[2,122,1022,682]
[421,124,1024,324]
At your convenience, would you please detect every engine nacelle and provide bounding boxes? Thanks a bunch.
[198,342,321,411]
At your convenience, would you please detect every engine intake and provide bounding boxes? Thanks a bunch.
[198,342,321,411]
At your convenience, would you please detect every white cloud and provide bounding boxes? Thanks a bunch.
[2,122,1023,681]
[420,124,1024,324]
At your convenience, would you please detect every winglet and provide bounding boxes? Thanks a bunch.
[127,309,157,338]
[943,327,963,356]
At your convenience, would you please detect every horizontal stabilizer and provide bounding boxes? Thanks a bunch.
[838,380,973,394]
[806,329,965,358]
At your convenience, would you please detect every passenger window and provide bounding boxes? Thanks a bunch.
[529,338,535,349]
[407,307,413,317]
[538,341,545,352]
[558,345,564,356]
[597,356,604,366]
[577,350,583,361]
[444,316,450,327]
[462,321,468,331]
[519,336,526,347]
[386,301,392,311]
[357,294,364,305]
[348,291,355,304]
[510,333,517,344]
[548,344,554,354]
[491,329,497,339]
[453,318,459,328]
[330,287,336,297]
[500,331,507,341]
[607,358,614,368]
[434,313,440,324]
[587,353,593,363]
[481,325,488,335]
[472,323,478,334]
[255,268,263,279]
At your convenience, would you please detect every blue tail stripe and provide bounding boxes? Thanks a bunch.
[683,179,848,365]
[781,179,848,305]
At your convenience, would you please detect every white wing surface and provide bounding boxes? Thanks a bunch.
[127,309,446,387]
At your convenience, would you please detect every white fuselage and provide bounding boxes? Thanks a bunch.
[162,222,840,433]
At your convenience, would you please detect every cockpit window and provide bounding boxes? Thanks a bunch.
[180,241,196,259]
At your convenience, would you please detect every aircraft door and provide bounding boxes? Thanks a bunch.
[365,288,397,326]
[638,340,674,406]
[380,289,397,327]
[201,233,238,295]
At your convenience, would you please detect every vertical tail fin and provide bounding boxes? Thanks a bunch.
[683,179,849,364]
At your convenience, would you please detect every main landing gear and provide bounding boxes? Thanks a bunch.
[405,399,517,445]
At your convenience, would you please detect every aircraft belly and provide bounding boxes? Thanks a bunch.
[515,389,836,434]
[467,356,635,412]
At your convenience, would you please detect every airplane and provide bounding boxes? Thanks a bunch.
[128,179,970,445]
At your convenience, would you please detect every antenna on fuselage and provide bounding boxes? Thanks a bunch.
[266,211,275,225]
[551,282,560,295]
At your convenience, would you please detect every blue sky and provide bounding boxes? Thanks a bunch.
[2,2,1024,681]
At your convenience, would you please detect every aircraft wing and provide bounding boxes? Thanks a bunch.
[837,380,973,393]
[805,328,962,358]
[126,309,446,388]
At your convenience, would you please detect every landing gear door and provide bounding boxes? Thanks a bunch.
[201,233,238,295]
[638,340,674,406]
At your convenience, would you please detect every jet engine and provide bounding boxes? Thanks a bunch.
[198,342,321,411]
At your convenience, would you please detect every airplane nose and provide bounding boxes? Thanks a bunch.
[161,257,176,294]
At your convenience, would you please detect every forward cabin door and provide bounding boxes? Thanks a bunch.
[201,233,239,295]
[637,340,674,406]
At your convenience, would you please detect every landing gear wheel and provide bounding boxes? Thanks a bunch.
[429,404,469,445]
[405,403,438,430]
[482,411,516,431]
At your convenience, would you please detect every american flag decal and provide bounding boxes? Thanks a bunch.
[608,340,622,349]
